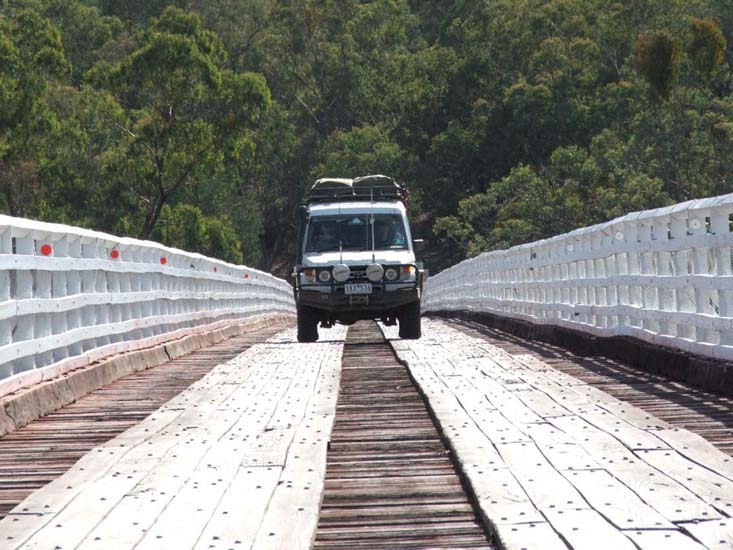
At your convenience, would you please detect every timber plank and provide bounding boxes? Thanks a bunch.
[496,521,568,550]
[193,466,282,550]
[650,428,733,482]
[542,508,637,550]
[390,319,733,550]
[608,459,721,523]
[637,449,733,515]
[624,529,707,550]
[0,325,346,550]
[562,468,673,529]
[315,322,493,549]
[683,518,733,549]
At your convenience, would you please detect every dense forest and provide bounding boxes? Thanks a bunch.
[1,1,732,274]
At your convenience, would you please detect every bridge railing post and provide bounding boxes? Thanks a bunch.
[0,215,295,394]
[423,192,733,362]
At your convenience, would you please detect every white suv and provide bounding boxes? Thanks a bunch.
[292,175,423,342]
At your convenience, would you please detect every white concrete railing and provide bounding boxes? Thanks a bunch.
[0,215,294,393]
[423,193,733,361]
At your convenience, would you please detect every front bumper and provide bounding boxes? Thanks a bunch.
[296,285,420,313]
[293,264,422,316]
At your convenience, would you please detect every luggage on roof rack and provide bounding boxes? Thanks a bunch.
[307,174,407,203]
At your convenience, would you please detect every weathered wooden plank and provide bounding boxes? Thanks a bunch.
[637,449,733,515]
[1,326,346,550]
[461,465,544,525]
[469,410,531,445]
[519,422,601,471]
[683,518,733,549]
[609,459,722,523]
[193,466,282,550]
[623,529,707,550]
[582,411,670,451]
[495,521,568,550]
[133,445,245,550]
[650,428,733,482]
[550,415,644,464]
[597,399,671,430]
[390,319,733,549]
[20,456,159,550]
[562,469,673,529]
[496,442,588,512]
[480,388,544,425]
[542,508,637,549]
[513,389,574,418]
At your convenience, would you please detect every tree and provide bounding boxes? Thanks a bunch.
[687,17,726,79]
[634,30,681,99]
[92,7,271,239]
[0,9,69,218]
[311,124,408,179]
[10,0,125,84]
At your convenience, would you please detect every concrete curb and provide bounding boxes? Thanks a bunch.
[429,310,733,396]
[0,314,294,438]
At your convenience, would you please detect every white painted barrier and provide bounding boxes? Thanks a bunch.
[0,215,294,393]
[423,193,733,361]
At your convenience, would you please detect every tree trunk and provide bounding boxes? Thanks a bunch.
[139,191,166,240]
[262,230,284,273]
[0,165,18,218]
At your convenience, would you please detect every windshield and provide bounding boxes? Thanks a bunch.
[305,214,408,253]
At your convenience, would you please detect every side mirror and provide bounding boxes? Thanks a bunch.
[298,205,307,222]
[413,239,425,253]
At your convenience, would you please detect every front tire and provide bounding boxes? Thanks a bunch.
[398,301,421,339]
[297,305,319,342]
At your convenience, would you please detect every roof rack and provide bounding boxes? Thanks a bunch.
[306,175,408,204]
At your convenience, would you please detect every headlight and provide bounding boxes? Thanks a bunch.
[332,264,350,282]
[384,267,398,281]
[318,269,332,283]
[400,265,416,282]
[366,263,384,282]
[301,268,316,284]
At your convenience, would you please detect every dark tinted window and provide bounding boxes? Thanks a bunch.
[305,214,407,253]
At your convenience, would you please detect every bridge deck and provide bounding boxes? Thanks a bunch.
[1,319,732,549]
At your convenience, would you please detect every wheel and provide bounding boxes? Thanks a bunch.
[297,305,319,342]
[398,301,421,339]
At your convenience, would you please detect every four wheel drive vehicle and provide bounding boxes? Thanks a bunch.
[292,175,425,343]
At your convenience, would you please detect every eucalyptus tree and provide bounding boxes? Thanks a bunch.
[91,7,271,239]
[0,9,69,218]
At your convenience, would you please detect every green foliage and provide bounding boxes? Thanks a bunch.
[2,0,733,274]
[0,8,68,218]
[206,216,244,265]
[311,125,408,180]
[152,203,244,264]
[95,0,185,28]
[94,6,270,239]
[154,203,209,252]
[687,17,726,79]
[9,0,124,83]
[634,30,681,99]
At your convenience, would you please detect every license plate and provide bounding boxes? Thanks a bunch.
[344,283,372,295]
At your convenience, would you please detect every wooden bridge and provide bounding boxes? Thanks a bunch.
[2,195,733,548]
[0,315,732,549]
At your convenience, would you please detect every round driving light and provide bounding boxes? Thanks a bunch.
[385,267,398,281]
[332,264,350,282]
[366,263,384,282]
[317,269,332,283]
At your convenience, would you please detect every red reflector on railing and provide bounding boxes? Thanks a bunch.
[110,249,120,259]
[160,257,167,265]
[40,244,52,256]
